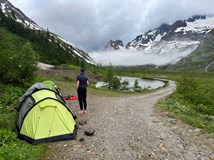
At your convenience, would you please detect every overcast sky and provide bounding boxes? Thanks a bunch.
[9,0,214,52]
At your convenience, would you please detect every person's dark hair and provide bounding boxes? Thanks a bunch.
[80,68,85,73]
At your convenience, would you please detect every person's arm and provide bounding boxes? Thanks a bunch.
[87,80,89,85]
[76,80,79,90]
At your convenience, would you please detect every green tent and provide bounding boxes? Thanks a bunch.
[16,82,77,145]
[43,80,58,92]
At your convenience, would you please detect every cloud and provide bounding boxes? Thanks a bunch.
[9,0,214,51]
[89,46,197,66]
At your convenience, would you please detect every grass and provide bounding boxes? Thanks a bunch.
[157,98,214,133]
[0,84,47,160]
[156,72,214,133]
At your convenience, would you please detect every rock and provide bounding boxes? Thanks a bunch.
[79,138,84,142]
[84,127,95,136]
[194,128,201,132]
[79,120,87,125]
[167,118,177,124]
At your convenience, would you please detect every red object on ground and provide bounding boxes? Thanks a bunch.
[63,95,78,101]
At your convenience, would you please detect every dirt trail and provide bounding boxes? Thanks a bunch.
[44,81,214,160]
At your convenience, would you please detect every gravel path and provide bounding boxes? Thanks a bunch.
[44,81,214,160]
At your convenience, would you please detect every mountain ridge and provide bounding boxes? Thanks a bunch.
[104,15,214,72]
[0,0,95,65]
[105,15,214,51]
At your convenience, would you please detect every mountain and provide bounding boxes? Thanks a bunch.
[104,40,124,50]
[126,15,214,52]
[0,0,42,30]
[104,16,214,59]
[0,0,95,65]
[103,15,214,72]
[168,29,214,72]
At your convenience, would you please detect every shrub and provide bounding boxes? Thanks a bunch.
[120,80,130,90]
[132,79,142,92]
[110,76,121,90]
[0,41,39,84]
[104,63,114,83]
[175,75,214,116]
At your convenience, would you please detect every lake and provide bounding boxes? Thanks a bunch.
[96,76,165,90]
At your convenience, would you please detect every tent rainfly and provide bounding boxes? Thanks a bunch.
[16,82,77,145]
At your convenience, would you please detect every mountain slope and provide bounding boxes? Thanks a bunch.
[0,0,95,65]
[169,29,214,72]
[0,0,42,30]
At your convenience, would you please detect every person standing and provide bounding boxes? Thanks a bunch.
[76,68,89,114]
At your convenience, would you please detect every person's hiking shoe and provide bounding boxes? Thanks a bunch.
[79,110,83,114]
[83,110,87,114]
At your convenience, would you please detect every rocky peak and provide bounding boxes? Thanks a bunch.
[158,23,171,34]
[187,15,206,22]
[170,20,187,31]
[105,40,124,50]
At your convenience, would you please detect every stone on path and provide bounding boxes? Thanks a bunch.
[84,127,95,136]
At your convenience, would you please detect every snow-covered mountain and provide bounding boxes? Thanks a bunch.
[103,16,214,65]
[0,0,95,65]
[0,0,43,30]
[104,40,124,50]
[126,15,214,56]
[126,16,214,51]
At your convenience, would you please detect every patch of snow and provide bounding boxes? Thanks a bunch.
[205,61,214,72]
[1,3,6,13]
[147,30,157,35]
[175,16,214,34]
[37,62,54,70]
[57,36,76,47]
[154,33,162,42]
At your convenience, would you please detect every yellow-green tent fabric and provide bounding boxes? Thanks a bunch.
[17,83,77,145]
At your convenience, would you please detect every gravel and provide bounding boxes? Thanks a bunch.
[44,81,214,160]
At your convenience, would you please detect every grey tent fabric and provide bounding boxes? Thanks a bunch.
[18,83,47,103]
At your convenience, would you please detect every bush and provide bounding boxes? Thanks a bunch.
[0,41,39,84]
[176,75,199,103]
[120,80,130,90]
[110,77,121,90]
[132,79,142,92]
[175,75,214,116]
[104,63,114,83]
